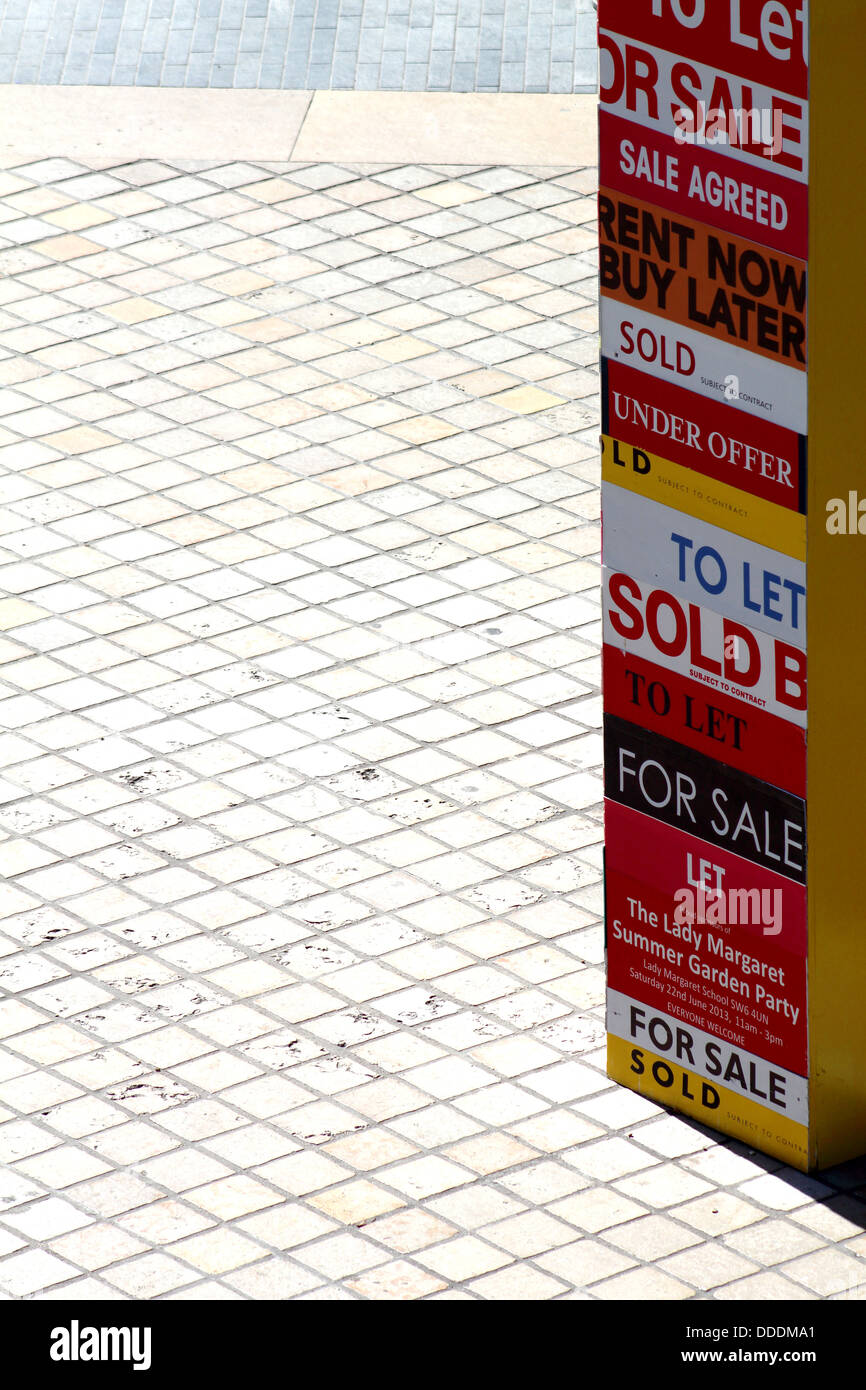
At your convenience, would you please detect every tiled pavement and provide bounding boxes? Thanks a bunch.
[0,153,866,1304]
[0,0,598,92]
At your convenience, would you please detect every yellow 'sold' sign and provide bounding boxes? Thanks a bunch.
[607,1033,808,1167]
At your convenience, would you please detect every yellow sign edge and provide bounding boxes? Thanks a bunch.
[608,1033,809,1171]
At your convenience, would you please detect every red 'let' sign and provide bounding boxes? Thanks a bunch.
[598,0,808,99]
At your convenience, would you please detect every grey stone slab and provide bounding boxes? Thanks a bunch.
[476,50,499,83]
[357,27,384,62]
[164,32,192,63]
[573,46,597,84]
[16,32,44,56]
[528,22,554,51]
[380,50,405,86]
[239,21,267,51]
[525,51,550,85]
[499,58,524,91]
[0,27,24,55]
[405,27,430,62]
[37,52,63,79]
[0,0,600,93]
[335,17,362,50]
[88,54,117,81]
[234,59,262,85]
[479,16,503,46]
[452,60,476,91]
[115,28,145,58]
[549,59,571,93]
[454,25,479,60]
[185,54,213,82]
[431,14,456,49]
[94,23,123,53]
[191,23,219,52]
[289,17,315,42]
[72,8,99,35]
[382,20,409,51]
[550,24,574,61]
[213,34,242,61]
[282,54,309,83]
[503,27,526,62]
[282,55,309,82]
[311,28,337,61]
[575,10,596,44]
[427,48,453,86]
[259,66,284,87]
[403,59,427,89]
[221,0,247,23]
[354,60,380,86]
[307,60,335,84]
[137,53,165,83]
[331,50,357,85]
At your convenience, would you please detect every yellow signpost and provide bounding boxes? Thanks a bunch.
[805,3,866,1169]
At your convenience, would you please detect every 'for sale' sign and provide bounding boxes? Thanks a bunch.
[598,0,830,1168]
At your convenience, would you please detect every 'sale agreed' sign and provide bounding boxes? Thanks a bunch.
[600,1,866,1170]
